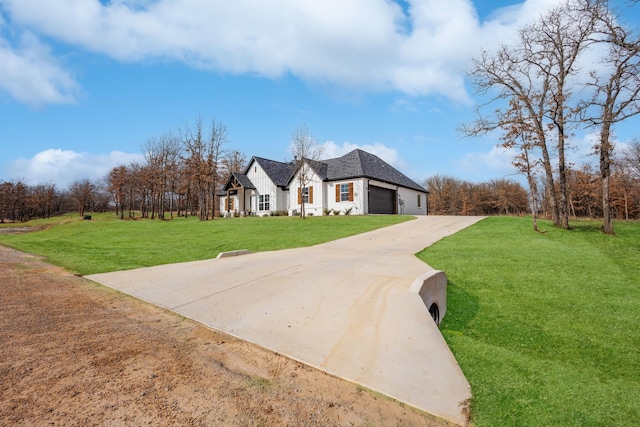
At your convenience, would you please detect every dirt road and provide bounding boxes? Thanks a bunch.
[0,245,454,426]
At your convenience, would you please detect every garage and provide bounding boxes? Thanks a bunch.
[368,185,396,214]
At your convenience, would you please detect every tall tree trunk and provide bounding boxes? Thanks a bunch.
[600,124,614,234]
[539,141,560,226]
[524,150,539,232]
[557,122,570,229]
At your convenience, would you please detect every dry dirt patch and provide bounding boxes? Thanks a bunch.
[0,245,454,426]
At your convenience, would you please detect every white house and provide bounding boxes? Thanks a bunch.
[220,149,428,216]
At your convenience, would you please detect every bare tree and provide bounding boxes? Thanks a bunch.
[180,118,227,220]
[465,44,560,225]
[220,150,247,181]
[464,0,601,229]
[424,175,529,216]
[0,180,27,222]
[144,132,181,219]
[580,1,640,233]
[424,175,465,215]
[28,184,57,219]
[612,151,640,219]
[620,139,640,180]
[206,119,227,217]
[0,181,11,223]
[68,179,96,217]
[500,98,543,230]
[106,165,129,219]
[290,125,323,219]
[568,165,601,218]
[126,162,143,218]
[180,118,206,220]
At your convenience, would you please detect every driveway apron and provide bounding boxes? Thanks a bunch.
[87,215,484,425]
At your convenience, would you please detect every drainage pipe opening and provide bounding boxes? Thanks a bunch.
[429,303,440,325]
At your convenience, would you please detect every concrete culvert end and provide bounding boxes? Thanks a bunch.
[409,270,447,325]
[216,249,252,259]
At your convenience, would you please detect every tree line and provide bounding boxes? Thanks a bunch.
[424,140,640,219]
[0,117,246,223]
[0,179,111,223]
[464,0,640,233]
[425,177,529,216]
[106,118,246,221]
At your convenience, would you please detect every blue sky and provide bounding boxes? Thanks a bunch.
[1,0,639,189]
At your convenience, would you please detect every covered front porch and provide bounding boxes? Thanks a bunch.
[221,173,255,217]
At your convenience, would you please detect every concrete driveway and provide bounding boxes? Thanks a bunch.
[87,215,484,425]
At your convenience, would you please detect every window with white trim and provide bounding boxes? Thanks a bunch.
[259,194,270,211]
[301,187,309,204]
[340,183,350,202]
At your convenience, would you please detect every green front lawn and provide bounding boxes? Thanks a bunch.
[0,212,410,275]
[418,217,640,426]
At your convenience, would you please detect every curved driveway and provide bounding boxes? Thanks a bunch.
[88,215,484,425]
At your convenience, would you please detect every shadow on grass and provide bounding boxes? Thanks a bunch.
[568,222,603,233]
[441,280,479,332]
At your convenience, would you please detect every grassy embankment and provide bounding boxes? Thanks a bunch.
[0,212,410,275]
[418,216,639,426]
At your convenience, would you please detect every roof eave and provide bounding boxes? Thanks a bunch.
[327,175,428,193]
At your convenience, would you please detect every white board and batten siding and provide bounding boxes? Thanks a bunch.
[288,168,325,216]
[246,160,278,216]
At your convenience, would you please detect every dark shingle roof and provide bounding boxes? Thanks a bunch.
[222,172,255,191]
[323,149,427,193]
[238,150,426,193]
[251,157,295,188]
[233,172,255,189]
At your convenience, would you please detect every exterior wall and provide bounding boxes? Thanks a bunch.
[220,194,241,216]
[287,173,427,216]
[219,195,227,213]
[398,187,428,215]
[367,180,428,216]
[246,160,279,216]
[288,166,324,216]
[326,178,367,215]
[276,187,289,212]
[242,190,252,214]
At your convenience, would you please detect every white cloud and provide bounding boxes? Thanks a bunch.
[320,140,404,168]
[455,145,519,181]
[0,0,559,104]
[569,132,598,166]
[8,149,144,188]
[453,129,608,183]
[0,31,78,106]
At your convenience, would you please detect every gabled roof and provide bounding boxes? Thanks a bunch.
[249,157,295,188]
[289,149,427,193]
[222,172,255,191]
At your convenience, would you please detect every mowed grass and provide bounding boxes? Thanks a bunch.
[0,212,410,275]
[418,216,640,426]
